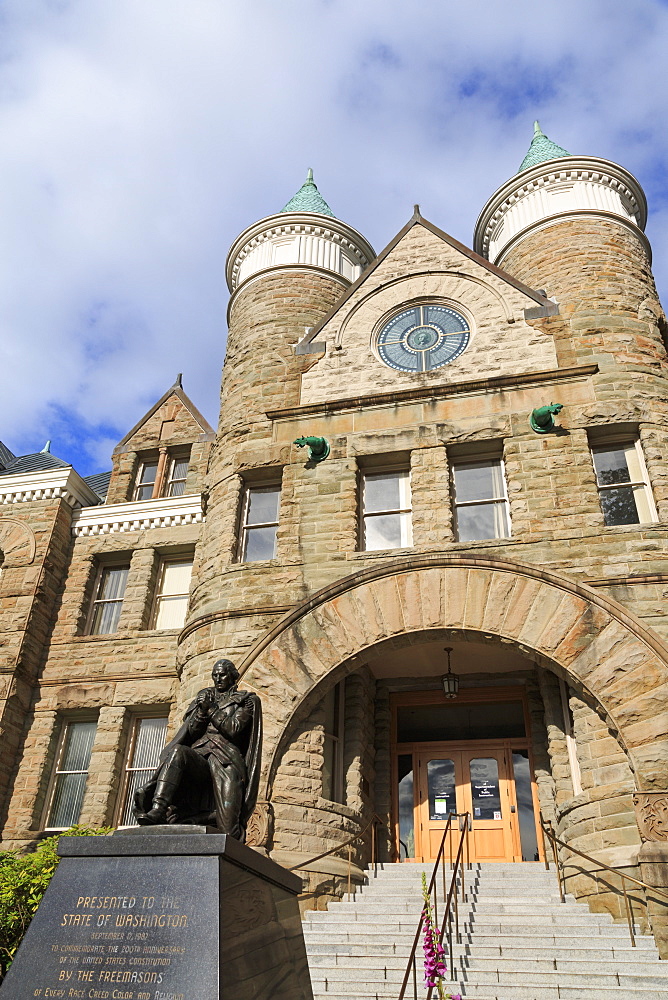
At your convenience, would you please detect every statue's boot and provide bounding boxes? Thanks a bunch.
[135,777,179,825]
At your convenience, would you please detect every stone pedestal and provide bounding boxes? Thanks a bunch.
[638,841,668,959]
[0,827,313,1000]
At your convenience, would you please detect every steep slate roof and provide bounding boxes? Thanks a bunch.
[0,450,70,476]
[280,168,336,218]
[84,470,112,501]
[0,441,16,470]
[518,121,571,173]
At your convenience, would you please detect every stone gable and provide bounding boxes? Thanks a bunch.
[300,222,560,406]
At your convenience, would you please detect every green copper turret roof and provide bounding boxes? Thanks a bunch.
[518,121,571,173]
[280,168,336,217]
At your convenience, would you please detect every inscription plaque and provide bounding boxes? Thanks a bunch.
[0,830,312,1000]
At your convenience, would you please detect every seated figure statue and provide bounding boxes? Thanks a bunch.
[134,659,262,842]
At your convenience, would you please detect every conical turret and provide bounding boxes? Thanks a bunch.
[226,169,374,293]
[474,122,647,265]
[517,121,571,173]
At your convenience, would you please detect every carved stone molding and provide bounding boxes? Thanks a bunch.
[246,799,273,850]
[634,791,668,842]
[0,517,36,566]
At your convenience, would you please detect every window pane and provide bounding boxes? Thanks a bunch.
[138,462,158,485]
[600,485,640,525]
[427,758,456,821]
[160,561,193,596]
[243,524,277,561]
[456,502,510,541]
[49,772,88,829]
[60,721,96,772]
[593,447,632,486]
[90,599,123,635]
[155,595,189,629]
[512,751,539,862]
[364,512,403,550]
[99,566,129,601]
[453,461,502,503]
[135,483,155,501]
[247,487,280,525]
[167,480,186,498]
[364,473,403,513]
[170,458,189,480]
[132,717,168,770]
[470,758,501,821]
[121,718,168,826]
[398,754,415,859]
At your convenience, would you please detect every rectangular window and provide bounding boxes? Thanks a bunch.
[46,720,97,829]
[165,455,189,497]
[152,558,193,629]
[361,470,412,550]
[322,682,345,803]
[452,458,511,541]
[240,484,280,562]
[119,716,168,826]
[88,564,130,635]
[591,440,657,525]
[133,460,159,501]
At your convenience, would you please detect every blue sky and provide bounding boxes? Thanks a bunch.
[1,0,668,474]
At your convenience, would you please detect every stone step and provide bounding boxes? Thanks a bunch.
[312,969,666,1000]
[305,938,656,956]
[311,990,668,1000]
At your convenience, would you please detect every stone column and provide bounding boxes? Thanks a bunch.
[410,446,453,548]
[118,548,157,631]
[80,706,127,828]
[635,791,668,958]
[1,708,59,847]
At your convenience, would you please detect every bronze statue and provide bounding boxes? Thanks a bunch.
[134,659,262,841]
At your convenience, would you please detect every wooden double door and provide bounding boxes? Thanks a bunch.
[413,744,539,864]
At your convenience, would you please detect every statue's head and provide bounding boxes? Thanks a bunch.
[211,658,239,692]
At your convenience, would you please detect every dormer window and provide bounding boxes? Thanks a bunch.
[165,455,189,497]
[132,449,190,502]
[134,460,159,501]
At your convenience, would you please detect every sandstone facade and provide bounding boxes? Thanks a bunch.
[2,145,668,949]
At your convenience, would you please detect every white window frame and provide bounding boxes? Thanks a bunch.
[86,562,130,635]
[590,437,658,526]
[360,467,413,551]
[238,482,281,562]
[165,453,190,497]
[116,713,169,826]
[133,459,159,501]
[451,454,511,542]
[151,556,193,630]
[43,717,97,831]
[322,682,346,804]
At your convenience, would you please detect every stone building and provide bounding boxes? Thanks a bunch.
[1,125,668,949]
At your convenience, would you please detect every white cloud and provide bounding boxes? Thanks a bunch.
[0,0,667,470]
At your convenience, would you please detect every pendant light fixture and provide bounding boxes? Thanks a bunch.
[442,646,459,699]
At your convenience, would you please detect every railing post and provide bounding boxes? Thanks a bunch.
[347,845,352,898]
[622,876,636,948]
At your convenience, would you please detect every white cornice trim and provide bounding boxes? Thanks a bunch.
[71,494,205,536]
[226,212,376,293]
[494,210,652,268]
[474,156,648,262]
[0,468,100,509]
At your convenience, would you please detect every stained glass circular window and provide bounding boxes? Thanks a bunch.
[376,304,471,373]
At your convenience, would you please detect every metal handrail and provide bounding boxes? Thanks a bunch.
[288,812,386,897]
[398,812,471,1000]
[540,814,668,947]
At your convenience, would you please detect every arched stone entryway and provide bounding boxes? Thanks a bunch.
[236,554,668,798]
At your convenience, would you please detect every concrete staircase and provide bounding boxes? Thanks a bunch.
[303,861,668,1000]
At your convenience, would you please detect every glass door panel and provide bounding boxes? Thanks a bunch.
[460,750,514,862]
[512,750,540,862]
